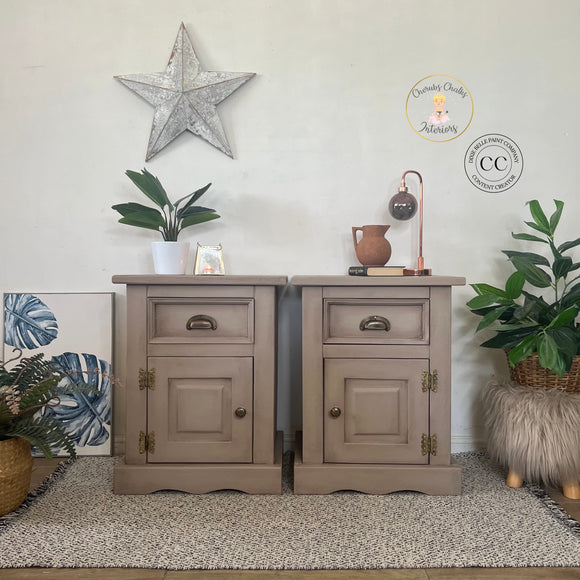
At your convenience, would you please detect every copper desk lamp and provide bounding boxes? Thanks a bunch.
[388,170,432,276]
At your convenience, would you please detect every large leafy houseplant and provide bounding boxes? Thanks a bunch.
[467,199,580,377]
[112,168,220,241]
[0,350,99,458]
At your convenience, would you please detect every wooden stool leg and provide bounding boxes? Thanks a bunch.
[506,469,523,488]
[562,482,580,500]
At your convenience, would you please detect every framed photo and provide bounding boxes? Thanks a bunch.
[194,243,225,275]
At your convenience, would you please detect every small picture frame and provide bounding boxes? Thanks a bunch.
[194,243,225,275]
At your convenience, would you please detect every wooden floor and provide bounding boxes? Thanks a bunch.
[1,460,579,579]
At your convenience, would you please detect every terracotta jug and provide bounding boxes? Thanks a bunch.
[352,225,392,267]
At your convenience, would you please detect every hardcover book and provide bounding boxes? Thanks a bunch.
[348,266,406,276]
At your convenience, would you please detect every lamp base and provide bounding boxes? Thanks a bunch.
[403,268,432,276]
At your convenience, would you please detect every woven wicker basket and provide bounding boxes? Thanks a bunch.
[0,437,33,516]
[507,352,580,393]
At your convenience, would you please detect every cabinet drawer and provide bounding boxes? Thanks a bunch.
[148,298,254,344]
[324,298,429,345]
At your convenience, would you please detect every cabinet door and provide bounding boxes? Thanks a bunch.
[324,358,428,464]
[147,357,253,463]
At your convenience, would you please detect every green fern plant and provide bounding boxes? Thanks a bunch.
[0,351,100,458]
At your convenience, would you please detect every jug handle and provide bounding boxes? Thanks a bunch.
[352,227,362,248]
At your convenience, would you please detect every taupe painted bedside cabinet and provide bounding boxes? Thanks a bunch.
[113,275,287,494]
[292,275,466,495]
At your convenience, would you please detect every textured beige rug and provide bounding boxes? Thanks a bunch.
[1,452,579,570]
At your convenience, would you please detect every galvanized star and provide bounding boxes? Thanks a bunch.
[115,23,255,160]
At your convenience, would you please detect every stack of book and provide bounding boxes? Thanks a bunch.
[348,265,406,276]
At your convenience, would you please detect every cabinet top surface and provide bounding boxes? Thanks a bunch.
[112,275,288,286]
[291,275,465,287]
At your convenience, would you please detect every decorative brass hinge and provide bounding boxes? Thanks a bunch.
[422,370,438,392]
[138,368,155,390]
[421,433,438,456]
[138,430,155,454]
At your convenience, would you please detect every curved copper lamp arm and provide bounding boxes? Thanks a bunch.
[399,170,431,276]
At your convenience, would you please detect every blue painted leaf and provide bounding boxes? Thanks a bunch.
[44,352,111,448]
[3,294,58,349]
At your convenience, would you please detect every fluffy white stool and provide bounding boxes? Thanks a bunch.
[483,378,580,499]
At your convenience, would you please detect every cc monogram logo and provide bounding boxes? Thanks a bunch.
[464,134,523,193]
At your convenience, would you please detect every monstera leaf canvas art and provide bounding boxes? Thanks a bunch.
[3,293,114,456]
[3,294,59,349]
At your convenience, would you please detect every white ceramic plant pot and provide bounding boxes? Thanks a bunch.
[151,241,190,275]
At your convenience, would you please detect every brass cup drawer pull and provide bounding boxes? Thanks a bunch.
[359,315,391,332]
[186,314,218,330]
[329,406,342,418]
[235,407,247,418]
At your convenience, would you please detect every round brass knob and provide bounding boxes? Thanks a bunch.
[329,406,342,418]
[235,407,247,418]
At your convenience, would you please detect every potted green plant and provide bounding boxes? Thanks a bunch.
[112,169,220,274]
[0,350,98,515]
[467,199,580,385]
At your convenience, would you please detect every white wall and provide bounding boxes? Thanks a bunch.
[2,0,579,452]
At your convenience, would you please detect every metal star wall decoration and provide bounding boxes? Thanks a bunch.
[115,23,255,160]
